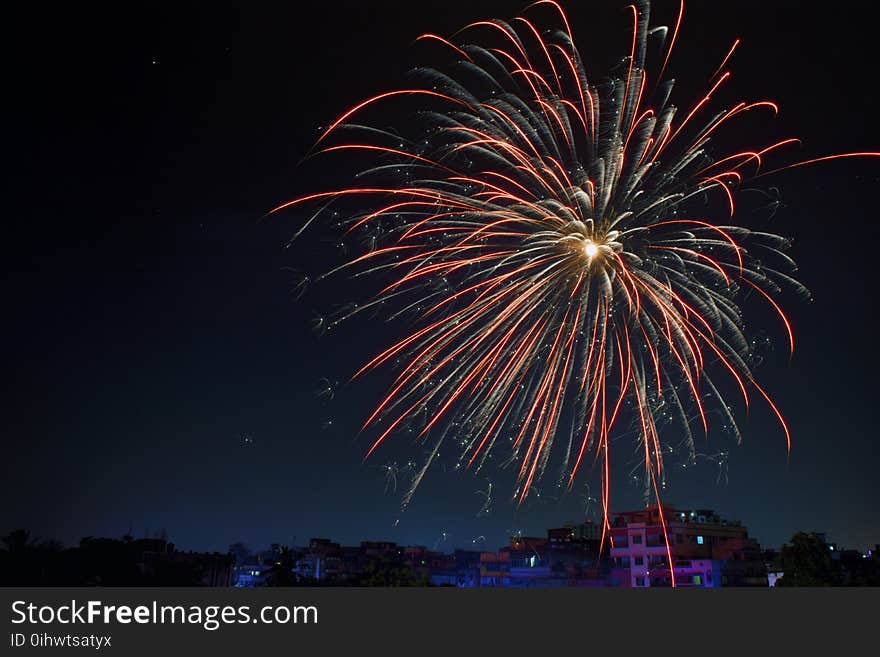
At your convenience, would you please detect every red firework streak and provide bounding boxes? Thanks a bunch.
[272,1,879,586]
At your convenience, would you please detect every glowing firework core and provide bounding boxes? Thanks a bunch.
[584,241,599,259]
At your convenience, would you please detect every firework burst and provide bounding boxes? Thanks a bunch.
[273,0,878,581]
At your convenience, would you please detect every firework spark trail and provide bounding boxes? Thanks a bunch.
[273,1,879,585]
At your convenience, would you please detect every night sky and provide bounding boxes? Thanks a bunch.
[4,1,879,555]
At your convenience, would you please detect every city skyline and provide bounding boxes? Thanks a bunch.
[7,503,876,587]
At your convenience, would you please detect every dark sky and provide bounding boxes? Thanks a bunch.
[4,1,879,554]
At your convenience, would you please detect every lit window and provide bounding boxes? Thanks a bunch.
[693,575,702,585]
[697,536,704,545]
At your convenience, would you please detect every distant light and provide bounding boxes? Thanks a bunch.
[697,536,704,545]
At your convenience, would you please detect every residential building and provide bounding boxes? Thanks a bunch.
[609,505,767,587]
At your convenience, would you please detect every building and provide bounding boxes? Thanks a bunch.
[125,538,233,586]
[230,543,284,587]
[500,522,607,587]
[403,545,456,583]
[609,505,767,587]
[294,538,366,583]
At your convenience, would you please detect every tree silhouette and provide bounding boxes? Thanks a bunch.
[2,529,35,552]
[262,546,300,586]
[354,556,430,587]
[775,533,840,586]
[0,529,230,586]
